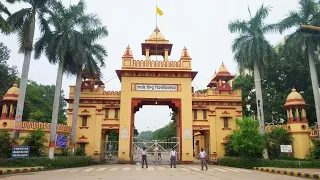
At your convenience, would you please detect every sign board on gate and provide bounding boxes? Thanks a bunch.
[280,145,292,153]
[56,133,68,148]
[135,84,178,92]
[12,146,30,158]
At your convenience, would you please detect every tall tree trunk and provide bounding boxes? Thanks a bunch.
[308,41,320,138]
[70,70,82,153]
[13,11,36,141]
[49,60,64,159]
[253,61,269,159]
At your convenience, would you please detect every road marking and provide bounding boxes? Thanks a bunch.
[235,169,252,173]
[207,169,213,171]
[157,167,165,170]
[224,168,240,172]
[123,167,130,171]
[191,167,201,171]
[96,168,106,172]
[136,167,142,170]
[147,167,154,171]
[180,168,189,171]
[213,168,227,172]
[109,167,118,171]
[83,168,94,172]
[69,169,80,172]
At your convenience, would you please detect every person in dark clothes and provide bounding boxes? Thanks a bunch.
[141,147,148,168]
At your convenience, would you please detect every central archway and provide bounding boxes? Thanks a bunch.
[130,98,182,164]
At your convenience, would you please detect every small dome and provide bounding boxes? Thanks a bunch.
[284,87,306,106]
[3,82,19,101]
[148,27,166,41]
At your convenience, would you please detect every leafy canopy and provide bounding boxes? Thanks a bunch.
[228,5,276,72]
[231,116,265,158]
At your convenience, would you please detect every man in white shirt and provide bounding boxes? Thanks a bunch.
[141,147,148,168]
[199,148,208,170]
[170,148,177,168]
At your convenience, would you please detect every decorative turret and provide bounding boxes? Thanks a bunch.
[1,82,19,119]
[123,45,133,58]
[284,87,309,123]
[141,27,173,61]
[207,63,235,91]
[81,70,104,92]
[284,87,311,159]
[180,47,191,60]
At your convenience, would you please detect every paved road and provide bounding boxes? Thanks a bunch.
[1,164,303,180]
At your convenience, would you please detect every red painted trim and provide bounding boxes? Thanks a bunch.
[193,120,208,122]
[79,127,89,129]
[102,124,120,127]
[215,107,236,110]
[49,141,55,148]
[103,118,119,121]
[79,135,87,139]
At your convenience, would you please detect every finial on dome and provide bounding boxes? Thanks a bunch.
[292,87,297,92]
[154,26,160,33]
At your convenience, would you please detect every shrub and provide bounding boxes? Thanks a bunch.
[309,139,320,160]
[265,127,293,159]
[223,135,239,157]
[218,157,320,169]
[231,117,265,158]
[0,130,11,158]
[0,156,93,169]
[20,129,48,157]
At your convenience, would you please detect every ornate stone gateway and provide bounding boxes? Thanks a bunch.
[132,137,180,165]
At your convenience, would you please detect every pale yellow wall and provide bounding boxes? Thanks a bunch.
[194,135,205,156]
[288,123,311,159]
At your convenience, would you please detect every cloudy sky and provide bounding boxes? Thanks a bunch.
[1,0,298,132]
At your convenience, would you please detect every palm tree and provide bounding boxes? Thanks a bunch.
[228,5,276,159]
[34,0,103,159]
[276,0,320,131]
[7,0,53,140]
[64,26,108,152]
[0,1,12,34]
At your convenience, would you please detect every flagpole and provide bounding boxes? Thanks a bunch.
[156,5,158,61]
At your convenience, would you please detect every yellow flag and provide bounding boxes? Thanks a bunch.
[156,6,163,16]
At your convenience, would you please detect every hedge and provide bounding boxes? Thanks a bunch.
[0,156,93,169]
[218,157,320,169]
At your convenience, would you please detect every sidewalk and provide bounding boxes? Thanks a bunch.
[0,167,44,175]
[254,167,320,179]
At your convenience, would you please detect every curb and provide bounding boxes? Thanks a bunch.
[0,167,44,175]
[253,167,320,179]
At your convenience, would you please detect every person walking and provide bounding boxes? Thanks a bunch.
[170,148,177,168]
[199,148,208,170]
[141,147,148,168]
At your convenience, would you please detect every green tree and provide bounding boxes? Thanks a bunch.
[223,134,239,157]
[195,89,208,93]
[231,116,265,158]
[0,130,12,158]
[21,128,48,157]
[7,0,54,140]
[265,127,293,159]
[23,81,67,124]
[229,5,277,159]
[276,0,320,128]
[33,0,103,159]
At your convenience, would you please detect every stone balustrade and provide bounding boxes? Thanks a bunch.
[14,121,71,133]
